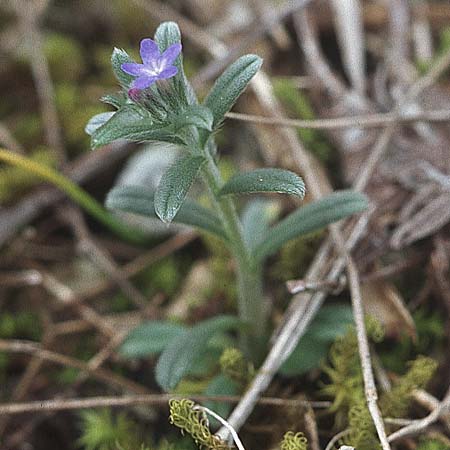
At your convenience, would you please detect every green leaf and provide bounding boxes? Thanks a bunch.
[100,92,128,109]
[106,185,227,239]
[85,112,116,136]
[219,168,305,198]
[280,305,353,376]
[203,375,240,428]
[91,105,180,149]
[241,199,278,250]
[254,190,368,261]
[154,21,197,106]
[119,321,187,358]
[155,315,241,391]
[111,48,135,89]
[203,54,262,127]
[173,105,214,131]
[154,155,206,223]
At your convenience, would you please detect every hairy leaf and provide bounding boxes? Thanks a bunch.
[120,321,187,358]
[106,185,226,239]
[85,112,116,136]
[280,305,353,376]
[111,48,135,88]
[241,199,278,250]
[155,315,241,391]
[254,190,368,261]
[154,155,206,223]
[203,54,262,127]
[100,92,128,109]
[90,105,180,149]
[173,105,214,131]
[220,168,305,198]
[154,21,197,106]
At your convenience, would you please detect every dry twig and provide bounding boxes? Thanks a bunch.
[0,394,330,416]
[388,387,450,442]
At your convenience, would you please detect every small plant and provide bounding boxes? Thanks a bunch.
[86,21,367,385]
[78,409,143,450]
[219,347,253,387]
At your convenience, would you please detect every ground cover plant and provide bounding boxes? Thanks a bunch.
[0,1,450,450]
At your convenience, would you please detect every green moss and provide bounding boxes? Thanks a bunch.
[416,437,450,450]
[271,231,324,281]
[140,258,183,297]
[0,311,42,340]
[347,401,380,450]
[322,318,384,427]
[380,355,438,418]
[44,32,85,82]
[219,347,253,387]
[201,234,236,303]
[55,83,105,149]
[78,409,143,450]
[380,308,445,373]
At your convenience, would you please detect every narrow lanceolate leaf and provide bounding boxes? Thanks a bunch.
[154,21,197,106]
[91,106,180,149]
[253,190,368,262]
[111,48,135,88]
[203,54,262,127]
[155,315,241,391]
[120,321,187,358]
[219,168,305,198]
[154,155,206,223]
[85,112,116,136]
[100,92,128,109]
[106,185,226,239]
[173,105,214,132]
[280,305,353,376]
[241,199,279,250]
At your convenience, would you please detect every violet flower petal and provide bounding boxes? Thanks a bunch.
[140,38,160,65]
[121,63,145,76]
[159,43,182,67]
[132,75,157,89]
[158,66,178,79]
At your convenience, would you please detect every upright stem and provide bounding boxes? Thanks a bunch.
[201,150,267,360]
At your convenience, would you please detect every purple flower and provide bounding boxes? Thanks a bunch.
[121,38,182,90]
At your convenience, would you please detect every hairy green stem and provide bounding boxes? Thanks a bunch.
[201,150,267,360]
[0,148,147,245]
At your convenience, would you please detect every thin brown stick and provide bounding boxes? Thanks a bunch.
[78,231,197,303]
[225,108,450,130]
[63,207,150,312]
[40,272,116,338]
[0,394,331,416]
[345,257,390,450]
[0,339,149,395]
[0,314,53,438]
[304,404,321,450]
[388,387,450,442]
